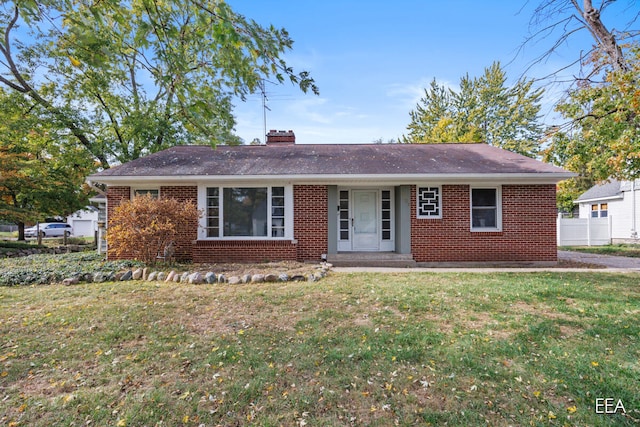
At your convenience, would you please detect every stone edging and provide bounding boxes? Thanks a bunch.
[1,245,87,258]
[61,263,333,286]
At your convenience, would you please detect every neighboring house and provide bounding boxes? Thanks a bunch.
[66,194,107,238]
[576,179,640,244]
[66,206,99,237]
[88,130,573,266]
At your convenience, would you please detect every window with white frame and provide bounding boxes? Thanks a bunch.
[381,190,392,239]
[133,189,159,199]
[417,186,441,218]
[271,187,285,237]
[206,188,220,237]
[471,187,501,231]
[338,190,349,241]
[204,186,286,238]
[591,203,608,218]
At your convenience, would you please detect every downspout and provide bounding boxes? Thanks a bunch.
[587,210,592,246]
[632,180,638,240]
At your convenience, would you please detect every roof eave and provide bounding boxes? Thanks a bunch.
[88,172,576,186]
[575,194,624,204]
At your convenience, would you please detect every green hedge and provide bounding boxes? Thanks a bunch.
[0,241,44,250]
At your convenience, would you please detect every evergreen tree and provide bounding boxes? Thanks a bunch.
[403,62,544,158]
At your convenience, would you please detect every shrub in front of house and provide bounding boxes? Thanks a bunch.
[107,194,200,264]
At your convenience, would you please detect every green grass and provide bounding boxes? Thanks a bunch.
[1,272,638,426]
[561,244,640,258]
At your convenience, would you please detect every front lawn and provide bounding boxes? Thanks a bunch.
[1,272,638,426]
[561,244,640,258]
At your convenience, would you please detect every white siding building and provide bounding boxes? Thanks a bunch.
[576,179,640,244]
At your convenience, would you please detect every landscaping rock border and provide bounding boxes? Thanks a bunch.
[1,245,87,258]
[62,262,333,286]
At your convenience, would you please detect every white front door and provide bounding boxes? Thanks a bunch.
[352,190,379,251]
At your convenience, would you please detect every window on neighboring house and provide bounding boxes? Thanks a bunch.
[471,187,501,231]
[204,186,286,238]
[417,186,441,219]
[591,203,608,218]
[133,189,159,199]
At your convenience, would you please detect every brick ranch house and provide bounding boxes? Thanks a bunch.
[88,131,574,266]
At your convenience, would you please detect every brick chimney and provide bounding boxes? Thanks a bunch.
[266,129,295,145]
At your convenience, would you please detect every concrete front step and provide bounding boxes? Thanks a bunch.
[327,252,417,268]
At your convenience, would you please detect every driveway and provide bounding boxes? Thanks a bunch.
[558,250,640,270]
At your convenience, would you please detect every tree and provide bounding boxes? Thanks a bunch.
[403,62,544,157]
[0,89,94,239]
[543,44,640,184]
[524,0,637,79]
[0,1,318,169]
[107,194,200,264]
[524,1,639,209]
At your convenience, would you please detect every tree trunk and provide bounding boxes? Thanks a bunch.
[17,221,25,241]
[581,0,628,71]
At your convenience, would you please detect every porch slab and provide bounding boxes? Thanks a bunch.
[327,252,417,268]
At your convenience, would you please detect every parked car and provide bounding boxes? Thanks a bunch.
[24,223,73,238]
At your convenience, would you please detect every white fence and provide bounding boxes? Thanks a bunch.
[557,215,611,246]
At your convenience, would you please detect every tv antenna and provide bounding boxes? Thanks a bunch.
[260,79,271,143]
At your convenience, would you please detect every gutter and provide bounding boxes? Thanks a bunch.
[574,194,624,204]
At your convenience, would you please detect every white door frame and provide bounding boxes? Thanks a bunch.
[336,187,395,252]
[352,189,379,251]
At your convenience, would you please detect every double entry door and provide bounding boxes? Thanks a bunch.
[337,188,393,252]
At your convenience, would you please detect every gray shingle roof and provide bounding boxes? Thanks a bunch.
[576,179,622,201]
[89,143,571,180]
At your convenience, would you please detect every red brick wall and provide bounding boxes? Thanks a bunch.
[105,184,330,263]
[106,183,555,264]
[193,240,297,263]
[411,184,557,263]
[160,186,198,261]
[106,186,131,225]
[192,185,328,263]
[106,186,131,260]
[105,185,197,261]
[294,185,328,261]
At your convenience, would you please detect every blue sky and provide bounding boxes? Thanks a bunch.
[227,0,636,145]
